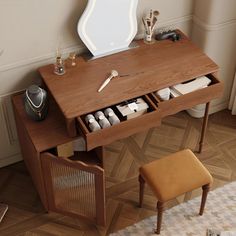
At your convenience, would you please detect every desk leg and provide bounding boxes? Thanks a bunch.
[66,118,77,137]
[198,102,210,153]
[95,146,105,168]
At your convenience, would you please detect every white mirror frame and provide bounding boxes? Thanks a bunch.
[78,0,138,57]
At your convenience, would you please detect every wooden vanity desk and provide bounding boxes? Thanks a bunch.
[39,32,222,151]
[13,31,223,226]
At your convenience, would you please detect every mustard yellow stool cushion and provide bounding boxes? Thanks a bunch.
[139,149,213,234]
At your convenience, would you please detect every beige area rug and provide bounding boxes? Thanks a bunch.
[110,181,236,236]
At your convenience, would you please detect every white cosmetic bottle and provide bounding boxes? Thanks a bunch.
[104,108,120,125]
[94,111,111,129]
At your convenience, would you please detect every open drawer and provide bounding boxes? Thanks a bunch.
[151,73,224,117]
[77,94,161,151]
[41,148,105,226]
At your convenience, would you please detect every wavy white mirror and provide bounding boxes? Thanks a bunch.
[78,0,138,57]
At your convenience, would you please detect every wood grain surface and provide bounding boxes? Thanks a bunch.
[39,32,219,119]
[77,94,161,150]
[151,73,223,117]
[1,110,236,236]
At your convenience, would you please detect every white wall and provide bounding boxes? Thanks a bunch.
[136,0,193,36]
[191,0,236,115]
[0,0,194,167]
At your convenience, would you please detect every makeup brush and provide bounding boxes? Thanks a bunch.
[151,17,157,30]
[142,17,148,33]
[151,11,159,31]
[153,10,160,17]
[98,70,119,92]
[146,18,152,34]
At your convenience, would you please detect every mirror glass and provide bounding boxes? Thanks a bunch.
[78,0,138,57]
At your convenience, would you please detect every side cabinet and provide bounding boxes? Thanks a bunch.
[12,94,106,226]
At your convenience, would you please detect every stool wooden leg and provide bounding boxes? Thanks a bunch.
[156,201,164,234]
[198,102,210,153]
[199,183,210,215]
[139,175,145,208]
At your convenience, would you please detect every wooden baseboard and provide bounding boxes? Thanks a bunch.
[0,153,22,168]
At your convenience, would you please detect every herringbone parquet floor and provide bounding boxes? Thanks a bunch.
[0,110,236,236]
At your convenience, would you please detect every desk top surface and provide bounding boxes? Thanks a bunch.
[39,32,218,119]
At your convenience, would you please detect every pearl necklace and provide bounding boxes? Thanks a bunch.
[26,88,44,108]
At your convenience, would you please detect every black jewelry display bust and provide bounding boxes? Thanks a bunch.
[24,85,48,121]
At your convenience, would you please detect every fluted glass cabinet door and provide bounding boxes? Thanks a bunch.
[77,0,138,57]
[41,152,105,226]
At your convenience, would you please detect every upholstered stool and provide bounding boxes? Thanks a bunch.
[139,149,213,234]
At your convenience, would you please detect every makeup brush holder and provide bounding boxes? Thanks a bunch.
[85,114,101,132]
[24,85,48,121]
[94,111,111,129]
[142,9,159,45]
[104,108,120,125]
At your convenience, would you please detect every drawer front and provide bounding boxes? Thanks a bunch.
[152,73,224,117]
[77,95,161,151]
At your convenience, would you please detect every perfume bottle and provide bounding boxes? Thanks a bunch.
[54,48,66,75]
[54,55,66,75]
[68,53,77,67]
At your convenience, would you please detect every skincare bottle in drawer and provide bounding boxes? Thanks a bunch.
[85,114,101,132]
[104,108,120,125]
[94,111,111,129]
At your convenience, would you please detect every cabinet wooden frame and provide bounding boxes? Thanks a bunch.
[13,104,49,210]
